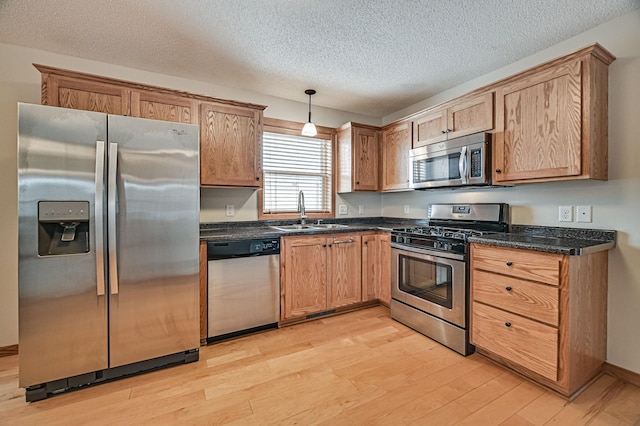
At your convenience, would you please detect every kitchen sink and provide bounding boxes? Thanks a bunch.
[269,224,318,232]
[313,223,349,229]
[269,223,350,232]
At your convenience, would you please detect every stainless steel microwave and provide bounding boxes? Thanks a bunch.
[409,132,491,189]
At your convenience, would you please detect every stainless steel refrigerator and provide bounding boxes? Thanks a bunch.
[18,103,200,402]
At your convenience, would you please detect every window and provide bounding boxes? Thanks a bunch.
[262,131,333,215]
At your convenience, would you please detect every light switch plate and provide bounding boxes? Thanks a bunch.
[576,205,592,223]
[358,205,364,214]
[225,204,234,217]
[403,205,410,215]
[338,205,348,215]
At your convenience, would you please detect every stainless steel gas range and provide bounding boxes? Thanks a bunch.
[390,203,509,355]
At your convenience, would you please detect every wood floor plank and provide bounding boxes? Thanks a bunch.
[1,306,639,425]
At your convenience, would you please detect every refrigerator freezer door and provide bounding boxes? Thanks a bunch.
[107,115,200,367]
[18,103,108,387]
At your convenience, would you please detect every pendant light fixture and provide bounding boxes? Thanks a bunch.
[301,89,317,137]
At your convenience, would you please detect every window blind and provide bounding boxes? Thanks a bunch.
[262,132,332,214]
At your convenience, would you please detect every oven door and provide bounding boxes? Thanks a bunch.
[391,245,467,327]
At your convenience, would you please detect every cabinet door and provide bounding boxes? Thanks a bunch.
[494,61,582,183]
[412,108,447,147]
[352,127,379,191]
[381,122,411,191]
[448,92,494,139]
[362,233,391,304]
[131,90,197,124]
[45,74,131,115]
[200,103,262,187]
[327,235,362,308]
[281,236,327,319]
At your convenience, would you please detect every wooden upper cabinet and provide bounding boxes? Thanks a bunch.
[131,90,197,124]
[381,121,411,191]
[412,108,448,147]
[199,103,263,187]
[493,45,614,184]
[412,92,493,148]
[41,73,131,115]
[337,122,380,192]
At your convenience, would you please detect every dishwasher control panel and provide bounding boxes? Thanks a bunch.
[208,238,280,259]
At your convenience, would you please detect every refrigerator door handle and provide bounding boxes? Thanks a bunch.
[108,142,119,295]
[95,141,106,296]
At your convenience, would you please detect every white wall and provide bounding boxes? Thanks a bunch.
[1,8,639,375]
[383,9,640,374]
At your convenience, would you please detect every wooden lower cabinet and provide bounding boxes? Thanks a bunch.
[470,243,608,398]
[362,232,391,305]
[281,233,362,321]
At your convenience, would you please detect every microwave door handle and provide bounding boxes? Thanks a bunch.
[459,146,468,184]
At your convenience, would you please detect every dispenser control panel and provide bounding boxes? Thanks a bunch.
[38,201,89,222]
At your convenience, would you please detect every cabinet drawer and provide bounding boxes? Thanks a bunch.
[471,244,563,286]
[471,302,558,381]
[472,270,559,326]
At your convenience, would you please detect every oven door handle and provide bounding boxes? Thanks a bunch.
[459,146,468,184]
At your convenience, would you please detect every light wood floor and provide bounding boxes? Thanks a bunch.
[1,306,639,425]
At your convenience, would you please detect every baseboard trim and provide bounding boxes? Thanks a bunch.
[604,362,640,388]
[0,344,18,357]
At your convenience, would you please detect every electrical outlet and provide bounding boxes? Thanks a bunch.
[225,204,234,217]
[403,205,410,215]
[338,205,348,215]
[559,205,573,222]
[358,205,365,214]
[576,205,592,223]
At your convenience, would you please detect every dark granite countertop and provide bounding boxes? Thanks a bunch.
[201,219,616,255]
[199,217,426,242]
[468,225,616,255]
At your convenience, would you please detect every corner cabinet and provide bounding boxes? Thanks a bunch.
[412,92,494,148]
[199,103,263,187]
[380,121,411,191]
[281,233,362,321]
[493,44,615,184]
[337,123,380,192]
[470,243,608,398]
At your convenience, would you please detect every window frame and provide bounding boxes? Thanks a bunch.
[258,117,336,221]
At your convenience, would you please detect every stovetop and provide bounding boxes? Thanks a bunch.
[391,203,510,256]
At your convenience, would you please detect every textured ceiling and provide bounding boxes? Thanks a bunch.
[1,0,639,117]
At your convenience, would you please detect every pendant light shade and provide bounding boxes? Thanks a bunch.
[301,89,317,137]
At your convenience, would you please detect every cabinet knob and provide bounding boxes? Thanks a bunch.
[329,244,333,248]
[256,176,260,181]
[506,261,513,266]
[441,130,447,134]
[495,169,502,174]
[505,286,512,291]
[447,128,452,133]
[356,181,360,185]
[505,322,512,327]
[364,241,368,245]
[322,244,327,248]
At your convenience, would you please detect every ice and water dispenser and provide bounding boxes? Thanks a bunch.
[38,201,90,256]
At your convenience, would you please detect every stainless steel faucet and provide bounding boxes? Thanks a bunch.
[298,190,307,225]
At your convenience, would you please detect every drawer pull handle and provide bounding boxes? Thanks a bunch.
[505,286,512,291]
[506,261,513,266]
[505,322,512,327]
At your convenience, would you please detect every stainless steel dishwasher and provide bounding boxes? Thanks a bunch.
[207,238,280,342]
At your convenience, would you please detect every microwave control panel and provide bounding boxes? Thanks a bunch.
[470,149,483,178]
